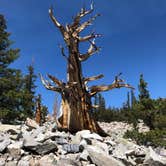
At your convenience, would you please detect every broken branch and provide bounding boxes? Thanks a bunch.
[84,74,104,83]
[79,39,100,61]
[79,33,102,42]
[47,74,63,87]
[72,2,94,29]
[90,83,134,96]
[75,14,100,34]
[49,7,66,35]
[39,73,61,93]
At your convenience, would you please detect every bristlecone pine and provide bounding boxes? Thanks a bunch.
[40,3,134,136]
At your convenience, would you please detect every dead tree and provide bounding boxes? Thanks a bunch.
[40,3,134,136]
[35,95,41,125]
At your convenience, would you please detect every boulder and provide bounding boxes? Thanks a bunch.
[137,119,150,133]
[24,139,58,155]
[5,160,17,166]
[0,125,21,134]
[39,153,58,166]
[25,118,39,129]
[144,147,166,166]
[0,134,11,152]
[87,146,125,166]
[7,141,23,159]
[54,137,68,145]
[56,158,81,166]
[112,138,147,158]
[0,125,21,140]
[72,130,91,144]
[17,155,33,166]
[79,149,89,161]
[62,144,80,154]
[91,139,109,154]
[0,157,6,166]
[23,132,41,148]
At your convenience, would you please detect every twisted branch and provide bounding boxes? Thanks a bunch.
[39,74,62,92]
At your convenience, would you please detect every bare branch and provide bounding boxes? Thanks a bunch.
[90,73,134,96]
[47,74,63,87]
[79,33,102,42]
[39,73,61,93]
[79,39,100,61]
[75,14,100,34]
[72,2,94,29]
[49,7,66,35]
[79,2,94,18]
[84,74,104,83]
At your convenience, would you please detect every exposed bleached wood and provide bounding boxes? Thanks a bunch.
[90,83,134,96]
[79,2,94,18]
[72,2,94,28]
[49,7,65,32]
[84,74,104,83]
[79,39,100,61]
[75,14,100,34]
[79,33,102,42]
[47,74,63,87]
[39,73,61,93]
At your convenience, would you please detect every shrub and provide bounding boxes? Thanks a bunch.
[124,129,166,147]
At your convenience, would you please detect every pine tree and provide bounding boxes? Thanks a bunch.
[127,91,130,109]
[0,14,23,123]
[131,89,137,108]
[22,65,37,119]
[138,74,150,100]
[98,93,106,112]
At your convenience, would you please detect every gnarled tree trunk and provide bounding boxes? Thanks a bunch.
[40,3,134,136]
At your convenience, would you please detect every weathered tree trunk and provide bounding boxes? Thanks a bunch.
[40,3,134,136]
[35,95,41,125]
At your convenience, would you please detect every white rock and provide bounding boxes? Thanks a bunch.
[0,124,21,134]
[82,133,103,141]
[39,153,58,166]
[0,136,11,152]
[72,130,91,144]
[80,149,89,161]
[5,160,17,166]
[144,147,166,166]
[87,146,125,166]
[0,157,6,166]
[17,156,33,166]
[23,132,41,147]
[25,118,39,129]
[104,139,116,146]
[137,119,150,133]
[91,139,109,154]
[7,141,23,158]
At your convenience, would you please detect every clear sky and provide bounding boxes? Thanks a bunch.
[0,0,166,113]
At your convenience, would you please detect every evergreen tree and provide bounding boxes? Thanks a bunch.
[138,74,150,100]
[127,91,130,109]
[98,93,106,112]
[21,65,37,119]
[0,14,23,123]
[131,89,137,108]
[92,93,106,121]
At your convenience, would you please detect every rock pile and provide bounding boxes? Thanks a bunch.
[0,119,165,166]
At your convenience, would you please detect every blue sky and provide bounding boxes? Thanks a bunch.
[0,0,166,113]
